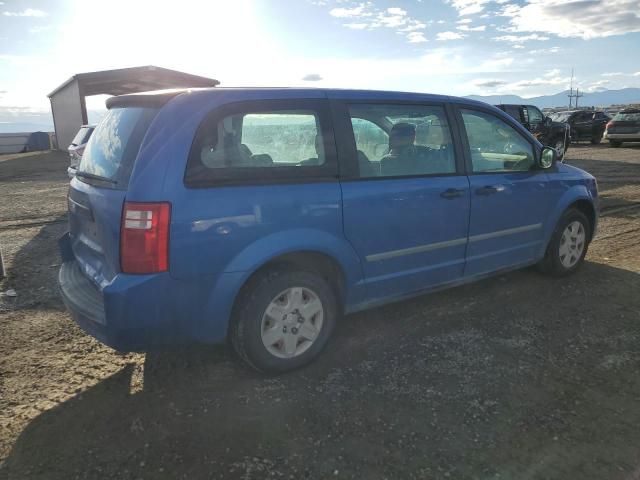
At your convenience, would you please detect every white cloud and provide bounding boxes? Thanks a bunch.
[494,33,550,42]
[344,22,369,29]
[329,3,428,43]
[407,31,428,43]
[3,8,46,17]
[437,31,465,40]
[456,18,472,24]
[634,72,640,76]
[329,4,371,18]
[544,68,561,77]
[585,80,610,91]
[500,0,640,40]
[602,72,624,77]
[457,24,486,31]
[529,46,561,54]
[447,0,492,16]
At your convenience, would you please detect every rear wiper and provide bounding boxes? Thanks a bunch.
[75,171,118,185]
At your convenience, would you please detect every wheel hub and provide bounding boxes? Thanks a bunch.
[260,287,324,359]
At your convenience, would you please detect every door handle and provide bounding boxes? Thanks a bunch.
[475,185,505,195]
[440,188,465,199]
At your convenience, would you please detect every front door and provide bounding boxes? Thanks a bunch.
[333,101,470,302]
[457,107,552,277]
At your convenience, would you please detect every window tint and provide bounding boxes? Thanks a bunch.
[503,105,521,122]
[78,107,158,185]
[461,109,535,173]
[350,118,388,163]
[196,111,324,169]
[348,104,456,178]
[527,106,544,124]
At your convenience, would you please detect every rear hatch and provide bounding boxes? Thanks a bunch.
[68,106,159,287]
[608,111,640,134]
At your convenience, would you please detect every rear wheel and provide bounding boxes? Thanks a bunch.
[538,209,590,277]
[609,140,622,148]
[230,268,338,373]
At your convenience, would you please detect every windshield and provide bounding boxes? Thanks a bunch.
[78,107,158,185]
[549,112,572,122]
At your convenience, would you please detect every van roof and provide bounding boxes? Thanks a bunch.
[105,87,490,109]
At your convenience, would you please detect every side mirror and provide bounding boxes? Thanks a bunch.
[539,146,556,169]
[544,117,553,127]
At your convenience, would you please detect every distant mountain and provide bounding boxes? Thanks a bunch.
[0,121,54,133]
[466,88,640,109]
[0,109,106,134]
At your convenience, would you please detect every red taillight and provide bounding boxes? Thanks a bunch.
[120,202,170,274]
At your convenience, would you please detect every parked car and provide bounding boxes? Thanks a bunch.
[58,88,598,373]
[549,110,610,144]
[604,108,640,147]
[495,104,570,159]
[67,125,95,177]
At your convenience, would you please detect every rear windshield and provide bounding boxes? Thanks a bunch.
[71,126,94,146]
[613,111,640,122]
[78,107,158,186]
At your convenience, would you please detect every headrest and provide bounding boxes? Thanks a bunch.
[390,123,416,138]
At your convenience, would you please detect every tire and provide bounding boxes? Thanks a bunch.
[590,134,602,145]
[538,208,591,277]
[609,140,622,148]
[230,268,339,373]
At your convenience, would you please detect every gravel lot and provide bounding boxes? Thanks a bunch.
[1,144,639,480]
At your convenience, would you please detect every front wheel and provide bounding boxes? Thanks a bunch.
[230,268,338,373]
[538,209,590,277]
[591,134,602,144]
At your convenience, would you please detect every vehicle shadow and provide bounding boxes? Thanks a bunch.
[0,151,68,183]
[0,214,67,312]
[3,261,640,480]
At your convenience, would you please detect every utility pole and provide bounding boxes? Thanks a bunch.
[567,68,574,110]
[574,87,583,109]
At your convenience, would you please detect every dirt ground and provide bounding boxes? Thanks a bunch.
[0,143,639,480]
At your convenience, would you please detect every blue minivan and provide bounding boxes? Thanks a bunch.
[59,88,598,372]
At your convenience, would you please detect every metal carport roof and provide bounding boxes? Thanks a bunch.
[48,65,219,97]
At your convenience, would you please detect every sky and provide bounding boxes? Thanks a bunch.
[1,0,640,122]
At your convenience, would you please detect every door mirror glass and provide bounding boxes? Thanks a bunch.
[540,146,556,168]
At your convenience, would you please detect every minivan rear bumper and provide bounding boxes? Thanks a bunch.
[58,233,236,350]
[58,260,180,350]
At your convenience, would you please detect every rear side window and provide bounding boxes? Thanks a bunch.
[502,105,521,122]
[348,104,456,178]
[78,107,158,186]
[185,101,336,187]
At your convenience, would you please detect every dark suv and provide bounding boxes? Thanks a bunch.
[495,104,570,159]
[549,110,610,144]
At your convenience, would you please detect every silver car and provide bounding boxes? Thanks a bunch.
[67,125,95,177]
